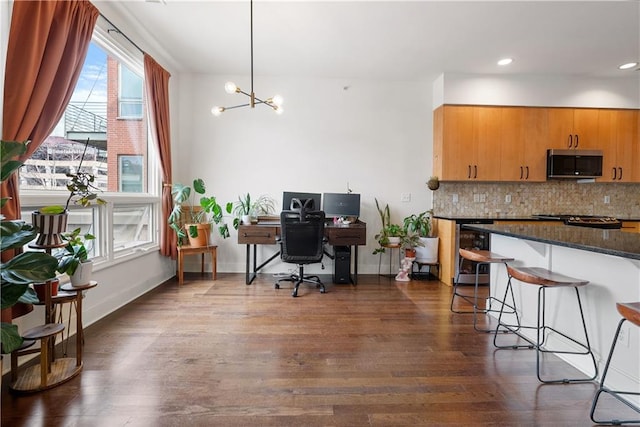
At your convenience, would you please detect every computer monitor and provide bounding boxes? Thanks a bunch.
[322,193,361,218]
[282,191,321,212]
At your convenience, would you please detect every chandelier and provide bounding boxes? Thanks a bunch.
[211,0,283,116]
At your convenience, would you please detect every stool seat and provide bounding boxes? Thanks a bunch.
[459,249,514,264]
[617,302,640,327]
[22,323,65,340]
[506,266,589,288]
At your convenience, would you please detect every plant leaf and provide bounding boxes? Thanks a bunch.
[1,322,23,353]
[0,252,58,285]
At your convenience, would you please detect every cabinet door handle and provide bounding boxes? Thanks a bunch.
[574,134,579,148]
[612,167,617,180]
[468,165,471,179]
[568,134,573,148]
[473,165,478,179]
[519,166,523,180]
[525,166,529,180]
[618,167,623,180]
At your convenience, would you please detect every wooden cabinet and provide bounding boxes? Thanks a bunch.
[433,105,501,181]
[598,109,638,182]
[499,107,548,181]
[547,108,600,149]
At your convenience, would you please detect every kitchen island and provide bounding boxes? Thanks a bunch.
[463,223,639,397]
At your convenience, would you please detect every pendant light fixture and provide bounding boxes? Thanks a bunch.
[211,0,283,116]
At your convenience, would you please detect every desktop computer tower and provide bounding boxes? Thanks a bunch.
[333,246,351,284]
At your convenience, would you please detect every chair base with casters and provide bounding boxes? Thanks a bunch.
[494,265,598,384]
[275,264,326,297]
[275,209,327,298]
[450,249,517,333]
[590,302,640,425]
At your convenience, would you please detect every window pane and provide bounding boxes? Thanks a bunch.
[113,205,153,251]
[118,64,143,119]
[118,155,144,192]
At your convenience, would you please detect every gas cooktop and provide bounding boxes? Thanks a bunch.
[532,214,622,229]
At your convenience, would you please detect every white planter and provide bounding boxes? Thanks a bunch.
[415,237,439,264]
[71,260,93,287]
[387,236,401,245]
[241,214,252,225]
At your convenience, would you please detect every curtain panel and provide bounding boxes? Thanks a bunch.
[1,0,98,221]
[143,54,176,258]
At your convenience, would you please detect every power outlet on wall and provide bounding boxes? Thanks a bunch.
[505,194,512,204]
[452,194,459,204]
[604,195,610,204]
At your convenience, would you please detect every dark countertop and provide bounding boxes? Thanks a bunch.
[434,215,640,224]
[463,223,640,260]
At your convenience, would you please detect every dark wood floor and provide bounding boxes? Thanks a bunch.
[1,273,631,426]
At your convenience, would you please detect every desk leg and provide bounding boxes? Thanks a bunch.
[245,245,251,285]
[211,247,217,280]
[353,245,358,285]
[178,250,184,286]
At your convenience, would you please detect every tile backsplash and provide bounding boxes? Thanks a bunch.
[432,182,640,219]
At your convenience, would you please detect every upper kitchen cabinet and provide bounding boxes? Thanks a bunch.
[499,107,548,181]
[433,105,501,181]
[547,108,600,149]
[598,109,639,182]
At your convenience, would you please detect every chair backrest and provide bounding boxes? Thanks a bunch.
[280,209,325,264]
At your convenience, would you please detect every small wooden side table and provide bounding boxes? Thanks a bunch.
[177,245,217,285]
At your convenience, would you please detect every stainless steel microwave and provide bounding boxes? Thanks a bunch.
[546,149,603,179]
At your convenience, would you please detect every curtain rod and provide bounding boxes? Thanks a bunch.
[99,13,145,56]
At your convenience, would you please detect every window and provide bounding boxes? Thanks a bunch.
[118,155,144,192]
[19,20,160,265]
[118,64,143,119]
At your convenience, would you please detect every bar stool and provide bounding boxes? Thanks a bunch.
[494,265,598,384]
[590,302,640,425]
[450,249,516,332]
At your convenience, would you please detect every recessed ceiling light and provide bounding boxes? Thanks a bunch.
[497,58,513,66]
[618,62,638,70]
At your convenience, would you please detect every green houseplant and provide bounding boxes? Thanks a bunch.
[169,178,231,246]
[403,210,438,264]
[231,193,276,229]
[1,140,59,353]
[373,198,405,255]
[56,227,95,286]
[32,138,106,247]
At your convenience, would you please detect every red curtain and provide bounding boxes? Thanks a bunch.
[144,54,176,258]
[1,0,98,221]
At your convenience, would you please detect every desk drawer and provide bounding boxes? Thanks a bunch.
[326,227,366,245]
[238,225,278,244]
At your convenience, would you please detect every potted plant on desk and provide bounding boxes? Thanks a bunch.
[231,193,276,229]
[1,140,59,353]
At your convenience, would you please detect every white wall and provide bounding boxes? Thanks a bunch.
[434,73,640,109]
[175,73,435,274]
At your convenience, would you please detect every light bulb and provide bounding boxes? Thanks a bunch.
[271,94,283,107]
[211,106,224,116]
[275,106,284,115]
[224,82,238,94]
[497,58,513,66]
[619,62,638,70]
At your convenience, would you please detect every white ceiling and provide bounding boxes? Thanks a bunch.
[101,1,640,82]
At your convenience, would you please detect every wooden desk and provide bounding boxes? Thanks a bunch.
[238,219,366,285]
[177,245,217,285]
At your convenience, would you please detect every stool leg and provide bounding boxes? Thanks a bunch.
[590,318,640,424]
[536,286,598,384]
[451,255,473,313]
[493,276,530,349]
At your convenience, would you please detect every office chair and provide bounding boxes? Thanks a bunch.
[275,209,326,297]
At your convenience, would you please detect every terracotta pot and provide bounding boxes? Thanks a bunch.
[405,248,417,258]
[185,223,212,247]
[33,279,60,302]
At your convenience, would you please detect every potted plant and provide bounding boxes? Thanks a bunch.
[55,227,95,286]
[427,176,440,191]
[403,210,438,264]
[1,140,59,353]
[32,138,106,247]
[373,198,404,254]
[231,193,276,229]
[400,231,424,258]
[168,178,231,247]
